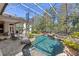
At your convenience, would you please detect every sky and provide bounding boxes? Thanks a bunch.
[4,3,61,20]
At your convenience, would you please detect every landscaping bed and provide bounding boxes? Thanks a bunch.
[62,32,79,56]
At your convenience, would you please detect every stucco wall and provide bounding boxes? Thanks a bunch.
[4,22,9,33]
[4,22,16,34]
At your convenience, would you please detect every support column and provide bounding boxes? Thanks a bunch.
[23,23,26,37]
[29,25,32,32]
[4,22,9,33]
[13,24,16,34]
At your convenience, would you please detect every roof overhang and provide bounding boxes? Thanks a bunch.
[0,15,27,24]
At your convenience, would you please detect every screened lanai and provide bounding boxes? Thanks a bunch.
[0,3,79,56]
[1,3,79,43]
[2,3,60,34]
[3,3,78,20]
[3,3,79,33]
[4,3,58,19]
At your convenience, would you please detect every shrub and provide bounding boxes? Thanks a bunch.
[63,39,79,50]
[70,32,79,38]
[28,32,34,38]
[31,30,40,34]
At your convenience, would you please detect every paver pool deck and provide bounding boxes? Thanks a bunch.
[0,37,68,56]
[0,37,35,56]
[0,39,24,56]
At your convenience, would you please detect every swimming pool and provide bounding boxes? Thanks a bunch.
[32,35,64,56]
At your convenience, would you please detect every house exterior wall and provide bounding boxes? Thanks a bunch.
[1,21,27,35]
[0,15,27,35]
[4,22,16,34]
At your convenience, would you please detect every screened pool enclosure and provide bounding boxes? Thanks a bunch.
[3,3,79,34]
[0,3,79,56]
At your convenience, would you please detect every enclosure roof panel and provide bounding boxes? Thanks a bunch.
[3,3,76,20]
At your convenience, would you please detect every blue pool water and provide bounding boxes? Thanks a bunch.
[32,35,64,56]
